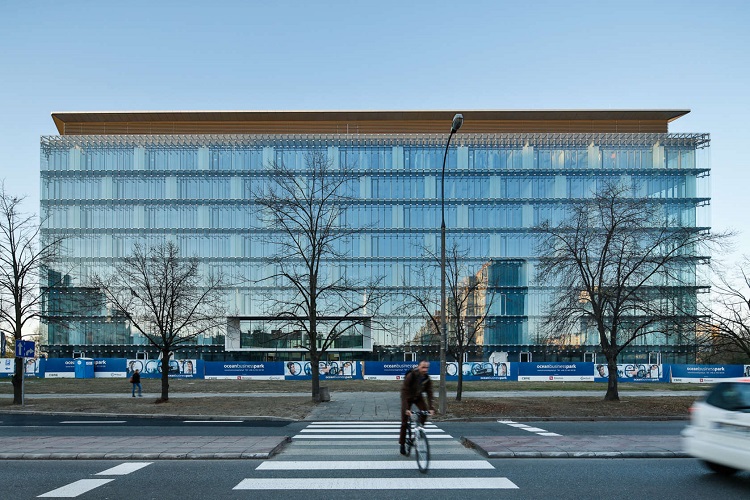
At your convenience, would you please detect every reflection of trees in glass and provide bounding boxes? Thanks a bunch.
[401,241,496,401]
[0,185,64,404]
[92,241,226,402]
[537,182,727,401]
[252,152,384,401]
[695,256,750,363]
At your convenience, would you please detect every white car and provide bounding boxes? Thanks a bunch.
[682,380,750,475]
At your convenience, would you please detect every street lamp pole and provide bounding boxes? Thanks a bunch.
[439,113,463,415]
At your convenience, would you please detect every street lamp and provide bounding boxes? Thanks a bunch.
[439,113,463,415]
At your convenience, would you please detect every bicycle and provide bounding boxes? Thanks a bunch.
[404,409,431,473]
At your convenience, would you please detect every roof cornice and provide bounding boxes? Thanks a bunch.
[50,109,691,135]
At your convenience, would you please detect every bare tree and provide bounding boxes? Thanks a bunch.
[0,185,63,404]
[537,182,725,401]
[252,151,383,401]
[401,242,494,401]
[696,256,750,361]
[91,241,226,402]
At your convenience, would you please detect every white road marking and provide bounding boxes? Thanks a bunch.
[297,421,451,439]
[38,479,114,497]
[498,419,562,436]
[59,421,126,424]
[96,462,153,476]
[293,434,453,439]
[300,428,444,433]
[235,477,518,490]
[183,420,243,423]
[309,421,401,425]
[257,460,494,470]
[306,424,439,429]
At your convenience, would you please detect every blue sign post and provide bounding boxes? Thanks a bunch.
[14,340,34,406]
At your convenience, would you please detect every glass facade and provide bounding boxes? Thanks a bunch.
[40,128,711,361]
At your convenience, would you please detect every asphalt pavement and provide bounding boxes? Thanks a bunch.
[0,390,699,460]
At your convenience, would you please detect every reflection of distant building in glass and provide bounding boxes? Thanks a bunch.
[41,270,130,350]
[409,259,529,350]
[472,259,528,346]
[412,314,440,345]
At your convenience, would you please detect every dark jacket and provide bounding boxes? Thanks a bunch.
[400,369,434,412]
[131,371,141,384]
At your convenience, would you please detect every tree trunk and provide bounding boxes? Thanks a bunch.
[310,351,321,401]
[159,349,170,402]
[604,357,620,401]
[11,355,22,404]
[455,350,464,401]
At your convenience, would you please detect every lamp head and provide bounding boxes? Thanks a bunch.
[451,113,464,133]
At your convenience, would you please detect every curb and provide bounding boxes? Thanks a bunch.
[460,437,687,459]
[439,416,688,422]
[0,410,297,422]
[0,452,281,460]
[0,436,292,461]
[479,451,691,458]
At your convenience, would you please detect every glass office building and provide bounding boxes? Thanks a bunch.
[40,110,710,362]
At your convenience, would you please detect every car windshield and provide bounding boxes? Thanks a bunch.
[705,382,750,411]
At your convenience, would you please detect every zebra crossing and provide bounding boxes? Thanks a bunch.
[233,421,519,492]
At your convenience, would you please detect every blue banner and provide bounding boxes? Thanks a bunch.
[205,361,284,380]
[93,358,127,378]
[24,357,43,377]
[363,361,439,380]
[449,361,513,380]
[670,364,748,383]
[593,363,666,382]
[126,358,199,379]
[44,358,77,378]
[518,362,595,381]
[0,357,14,377]
[285,361,363,380]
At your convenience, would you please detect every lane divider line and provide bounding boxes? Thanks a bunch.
[38,479,114,498]
[183,420,243,423]
[59,421,126,425]
[96,462,153,476]
[497,419,562,437]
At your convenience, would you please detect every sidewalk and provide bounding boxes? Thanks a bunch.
[462,435,686,459]
[0,436,289,460]
[0,391,695,460]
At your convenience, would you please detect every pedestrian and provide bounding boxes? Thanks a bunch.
[130,368,142,397]
[399,360,435,455]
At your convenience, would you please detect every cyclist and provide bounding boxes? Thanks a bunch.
[399,360,435,455]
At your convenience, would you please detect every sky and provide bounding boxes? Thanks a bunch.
[1,0,749,262]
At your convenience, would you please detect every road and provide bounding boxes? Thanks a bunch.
[1,416,748,498]
[3,458,749,499]
[0,413,687,436]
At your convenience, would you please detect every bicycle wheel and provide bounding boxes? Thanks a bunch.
[414,428,430,473]
[405,424,413,456]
